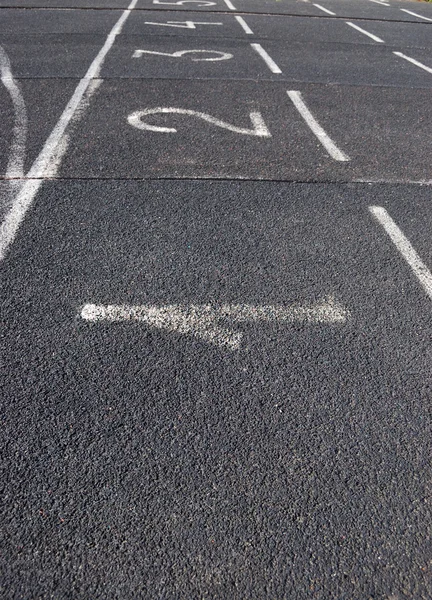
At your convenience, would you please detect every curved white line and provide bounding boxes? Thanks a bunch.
[0,45,27,179]
[128,107,271,137]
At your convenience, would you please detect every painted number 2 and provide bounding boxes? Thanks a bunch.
[133,49,233,61]
[128,108,272,137]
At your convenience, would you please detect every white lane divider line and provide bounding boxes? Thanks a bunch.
[0,45,27,180]
[367,0,390,6]
[223,0,236,9]
[250,43,282,74]
[346,22,384,43]
[313,4,336,16]
[81,297,349,351]
[393,51,432,74]
[400,9,432,22]
[235,15,253,34]
[369,206,432,300]
[287,91,350,162]
[0,0,138,262]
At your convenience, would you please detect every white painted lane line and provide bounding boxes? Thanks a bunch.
[0,45,27,179]
[250,43,282,74]
[369,206,432,300]
[81,297,349,351]
[367,0,390,6]
[223,0,236,9]
[313,4,336,16]
[235,15,253,34]
[0,0,138,262]
[346,22,384,43]
[287,91,350,162]
[393,51,432,74]
[400,9,432,22]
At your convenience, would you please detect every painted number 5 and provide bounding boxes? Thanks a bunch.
[128,108,271,137]
[133,49,232,61]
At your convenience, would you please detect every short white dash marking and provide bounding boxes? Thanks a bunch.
[393,51,432,74]
[313,3,335,16]
[367,0,389,6]
[0,45,27,180]
[235,15,253,34]
[287,90,350,162]
[0,0,138,262]
[81,297,349,351]
[250,43,282,74]
[223,0,236,9]
[400,9,432,22]
[346,22,384,43]
[369,206,432,300]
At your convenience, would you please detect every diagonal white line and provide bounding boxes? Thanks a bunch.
[287,91,350,162]
[250,43,282,74]
[313,4,336,16]
[400,9,432,22]
[393,52,432,74]
[0,0,138,262]
[346,22,384,43]
[235,15,253,34]
[370,206,432,300]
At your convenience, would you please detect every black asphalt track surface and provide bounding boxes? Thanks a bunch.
[1,0,432,598]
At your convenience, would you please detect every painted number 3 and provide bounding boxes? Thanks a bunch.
[128,108,272,137]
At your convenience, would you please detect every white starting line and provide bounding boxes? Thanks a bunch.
[81,297,349,351]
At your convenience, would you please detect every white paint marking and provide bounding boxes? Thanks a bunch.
[153,0,216,5]
[313,4,335,16]
[250,43,282,74]
[223,0,237,10]
[128,107,271,136]
[144,20,223,28]
[393,51,432,74]
[287,90,350,162]
[367,0,389,6]
[133,49,232,61]
[369,206,432,300]
[81,297,348,350]
[346,22,384,43]
[235,15,253,34]
[42,79,103,179]
[0,45,27,179]
[400,8,432,22]
[0,0,138,262]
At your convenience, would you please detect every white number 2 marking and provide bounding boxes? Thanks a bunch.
[128,108,272,137]
[153,1,216,5]
[144,21,223,28]
[133,49,233,61]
